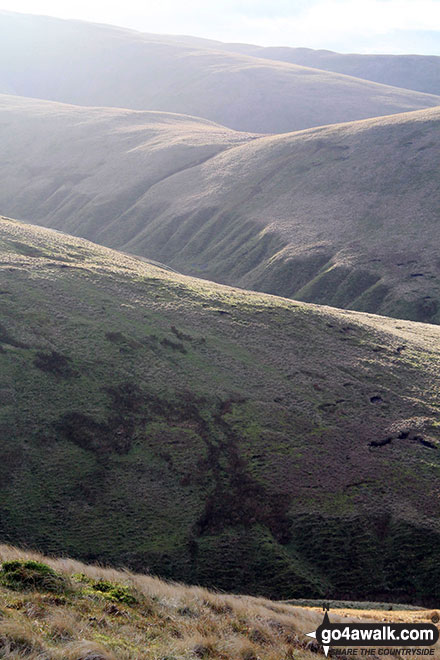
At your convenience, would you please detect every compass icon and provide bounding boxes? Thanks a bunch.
[306,609,331,657]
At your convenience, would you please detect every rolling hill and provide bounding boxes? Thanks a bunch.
[1,11,440,133]
[232,46,440,98]
[120,105,440,325]
[0,93,256,239]
[1,94,439,324]
[143,35,440,98]
[1,216,440,604]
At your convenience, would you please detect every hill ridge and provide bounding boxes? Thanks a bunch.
[147,33,440,98]
[1,94,438,324]
[2,11,440,134]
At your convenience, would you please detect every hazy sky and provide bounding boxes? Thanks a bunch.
[1,0,440,54]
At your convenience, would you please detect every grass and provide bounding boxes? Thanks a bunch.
[3,13,440,137]
[1,95,440,325]
[0,217,440,603]
[1,93,440,328]
[0,560,68,593]
[0,544,438,660]
[0,544,324,660]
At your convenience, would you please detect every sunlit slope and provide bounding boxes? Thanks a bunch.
[119,106,440,324]
[2,94,438,323]
[1,216,440,603]
[239,46,440,97]
[163,37,440,97]
[1,11,440,133]
[0,94,255,241]
[3,544,424,660]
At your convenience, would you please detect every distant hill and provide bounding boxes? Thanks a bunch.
[1,94,439,324]
[233,46,440,97]
[0,93,256,234]
[1,11,440,133]
[1,216,440,603]
[123,106,440,325]
[150,36,440,98]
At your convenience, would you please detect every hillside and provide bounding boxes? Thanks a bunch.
[1,12,440,134]
[121,106,440,325]
[0,94,256,240]
[143,35,440,97]
[1,546,435,660]
[1,216,440,604]
[1,95,440,324]
[156,36,440,97]
[0,92,257,231]
[234,46,440,97]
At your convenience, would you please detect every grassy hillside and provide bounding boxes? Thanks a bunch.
[145,36,440,97]
[235,46,440,98]
[2,546,436,660]
[141,35,440,95]
[0,545,322,660]
[2,95,440,324]
[1,216,440,605]
[1,12,440,134]
[0,94,255,241]
[118,107,440,325]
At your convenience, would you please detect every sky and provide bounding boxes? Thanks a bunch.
[1,0,440,54]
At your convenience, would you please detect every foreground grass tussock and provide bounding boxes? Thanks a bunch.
[0,545,437,660]
[0,545,438,660]
[0,544,330,660]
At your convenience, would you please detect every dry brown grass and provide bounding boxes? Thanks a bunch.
[0,544,330,659]
[0,544,438,659]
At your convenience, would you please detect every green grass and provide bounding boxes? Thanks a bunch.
[0,560,68,594]
[1,217,440,603]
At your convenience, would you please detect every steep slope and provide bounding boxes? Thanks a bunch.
[1,216,440,604]
[1,94,439,324]
[1,12,440,133]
